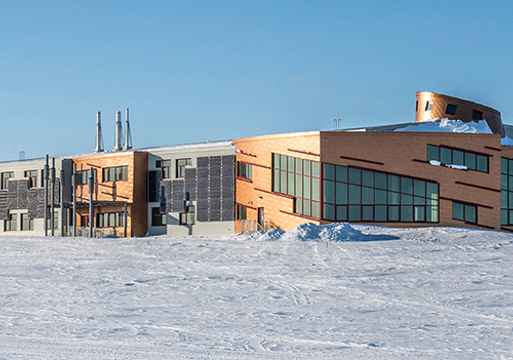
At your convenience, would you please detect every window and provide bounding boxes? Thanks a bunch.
[103,166,128,182]
[21,214,33,231]
[176,158,192,178]
[453,202,477,224]
[273,154,320,218]
[97,212,124,228]
[237,162,252,180]
[1,172,13,190]
[427,145,488,173]
[156,160,172,179]
[4,214,17,231]
[180,205,195,225]
[472,110,483,120]
[151,207,166,226]
[500,157,513,225]
[47,212,58,230]
[76,169,97,185]
[322,164,439,223]
[24,170,38,188]
[237,205,247,220]
[445,104,457,115]
[425,101,434,111]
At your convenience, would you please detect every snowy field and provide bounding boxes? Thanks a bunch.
[1,224,513,359]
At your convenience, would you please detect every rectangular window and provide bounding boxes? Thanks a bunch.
[425,101,434,111]
[180,205,195,225]
[445,104,457,115]
[76,169,97,185]
[472,110,483,120]
[24,170,38,188]
[97,212,125,228]
[21,214,34,231]
[157,160,172,179]
[176,158,192,178]
[103,166,128,182]
[453,202,477,224]
[427,145,488,173]
[237,162,252,180]
[46,212,58,230]
[272,154,321,218]
[1,172,13,190]
[151,207,166,226]
[236,204,247,220]
[4,214,17,231]
[322,164,439,224]
[501,157,513,225]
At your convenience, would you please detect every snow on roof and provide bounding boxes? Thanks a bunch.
[394,118,493,134]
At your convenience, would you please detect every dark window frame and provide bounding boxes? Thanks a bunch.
[322,163,439,224]
[180,205,195,225]
[103,166,128,182]
[156,160,172,179]
[1,171,14,190]
[24,170,38,188]
[452,201,477,224]
[425,101,434,111]
[151,207,166,226]
[237,161,253,180]
[20,213,34,231]
[472,110,483,120]
[427,144,489,173]
[176,158,192,178]
[97,212,125,228]
[445,104,457,115]
[4,213,17,231]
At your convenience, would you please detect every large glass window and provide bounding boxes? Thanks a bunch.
[445,104,457,115]
[273,154,320,218]
[501,157,513,225]
[322,164,439,223]
[76,169,97,185]
[427,145,488,173]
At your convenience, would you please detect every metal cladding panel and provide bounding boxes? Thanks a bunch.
[36,188,46,218]
[221,198,234,210]
[17,180,29,209]
[27,188,42,218]
[209,198,221,211]
[222,208,234,221]
[209,166,221,178]
[209,210,221,222]
[0,190,7,220]
[209,189,221,199]
[184,168,197,201]
[7,181,18,209]
[221,155,235,167]
[196,200,209,210]
[197,157,209,168]
[209,156,221,166]
[197,209,209,222]
[172,200,185,213]
[161,180,172,213]
[210,177,221,189]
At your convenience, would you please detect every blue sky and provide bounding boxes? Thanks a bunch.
[1,0,512,161]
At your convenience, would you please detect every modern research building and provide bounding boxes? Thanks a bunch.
[1,91,513,236]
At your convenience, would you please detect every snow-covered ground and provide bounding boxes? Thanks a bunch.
[1,223,513,359]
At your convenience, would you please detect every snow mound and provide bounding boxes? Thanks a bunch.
[397,118,493,134]
[247,223,400,242]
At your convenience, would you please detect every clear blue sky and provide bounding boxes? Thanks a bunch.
[1,0,512,161]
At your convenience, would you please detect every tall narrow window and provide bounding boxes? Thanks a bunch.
[176,159,192,178]
[24,170,38,188]
[425,101,434,111]
[1,172,13,190]
[180,205,195,225]
[4,214,17,231]
[156,160,172,179]
[21,214,33,231]
[237,162,252,180]
[237,205,247,220]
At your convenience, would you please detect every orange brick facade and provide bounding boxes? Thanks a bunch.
[72,151,148,237]
[234,130,505,232]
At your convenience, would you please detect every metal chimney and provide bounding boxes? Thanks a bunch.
[123,108,133,150]
[113,111,123,151]
[94,111,104,152]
